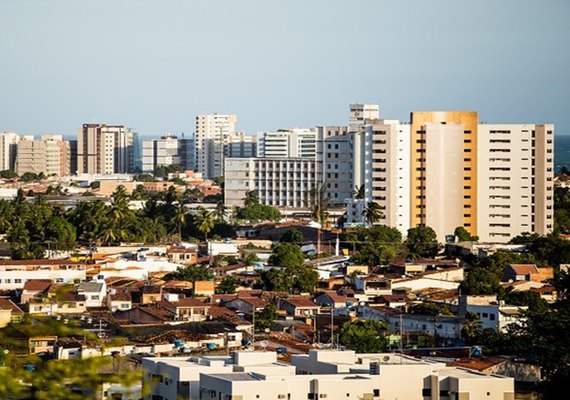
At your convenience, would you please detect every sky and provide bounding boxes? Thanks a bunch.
[0,0,568,137]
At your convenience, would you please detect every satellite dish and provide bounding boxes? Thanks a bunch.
[264,328,270,333]
[260,340,268,348]
[383,356,390,361]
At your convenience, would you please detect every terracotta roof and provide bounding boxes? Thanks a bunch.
[209,294,238,304]
[451,357,506,371]
[209,305,251,325]
[378,294,409,303]
[160,297,209,309]
[22,279,53,292]
[509,264,540,275]
[282,296,320,309]
[110,290,132,302]
[140,285,162,294]
[237,290,263,298]
[167,247,197,254]
[317,290,347,303]
[0,298,24,313]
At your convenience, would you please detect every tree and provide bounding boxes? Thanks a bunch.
[214,201,227,222]
[454,226,479,242]
[164,265,214,283]
[171,202,187,240]
[216,276,239,294]
[236,203,281,222]
[353,184,365,200]
[339,319,389,353]
[45,216,77,251]
[19,172,40,182]
[255,304,277,331]
[133,173,155,182]
[268,243,305,268]
[362,201,383,226]
[279,228,304,245]
[194,207,216,240]
[405,226,439,258]
[0,169,17,179]
[286,264,319,293]
[259,268,292,292]
[307,183,330,226]
[243,190,259,207]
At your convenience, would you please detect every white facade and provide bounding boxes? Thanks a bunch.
[0,262,87,290]
[142,134,194,173]
[349,103,380,128]
[257,128,317,158]
[0,131,20,171]
[195,113,238,178]
[224,157,320,208]
[477,124,554,242]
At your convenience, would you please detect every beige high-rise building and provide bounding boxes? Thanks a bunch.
[15,135,70,176]
[77,124,134,174]
[195,113,238,179]
[410,111,478,241]
[477,124,554,242]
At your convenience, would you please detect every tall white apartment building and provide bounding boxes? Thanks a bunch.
[15,135,70,176]
[256,128,317,158]
[477,124,554,242]
[195,113,238,179]
[0,131,20,171]
[349,103,380,129]
[142,134,194,173]
[316,126,353,206]
[224,157,320,208]
[77,124,135,174]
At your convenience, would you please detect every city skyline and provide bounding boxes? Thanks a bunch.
[0,0,568,137]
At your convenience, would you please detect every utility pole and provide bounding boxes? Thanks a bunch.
[330,303,334,347]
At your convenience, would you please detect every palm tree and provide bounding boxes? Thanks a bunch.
[172,202,187,240]
[243,190,259,207]
[362,201,383,226]
[307,183,330,226]
[214,201,227,222]
[353,184,365,200]
[194,207,216,241]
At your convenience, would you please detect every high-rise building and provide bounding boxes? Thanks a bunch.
[477,124,554,242]
[195,113,238,179]
[77,124,135,174]
[224,157,321,208]
[15,135,70,177]
[316,126,353,206]
[0,131,20,171]
[257,128,317,158]
[349,103,380,129]
[141,134,195,173]
[410,111,478,241]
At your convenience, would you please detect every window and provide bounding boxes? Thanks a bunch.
[373,389,380,396]
[422,388,431,397]
[15,279,22,283]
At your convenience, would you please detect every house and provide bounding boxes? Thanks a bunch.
[376,294,410,310]
[225,297,268,314]
[192,280,215,296]
[28,287,87,316]
[279,296,321,316]
[140,284,162,304]
[459,295,527,332]
[313,291,351,309]
[0,298,24,327]
[77,281,106,308]
[20,279,53,303]
[354,275,393,297]
[502,264,554,283]
[389,258,460,275]
[167,247,198,265]
[158,297,210,322]
[107,290,132,312]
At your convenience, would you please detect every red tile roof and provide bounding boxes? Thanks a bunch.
[509,264,540,275]
[282,296,320,308]
[22,279,52,292]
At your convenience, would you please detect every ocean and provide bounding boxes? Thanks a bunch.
[555,135,570,172]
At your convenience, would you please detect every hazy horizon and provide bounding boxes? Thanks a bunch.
[1,0,568,137]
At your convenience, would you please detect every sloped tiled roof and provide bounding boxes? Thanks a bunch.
[22,279,52,292]
[509,264,540,275]
[282,296,320,308]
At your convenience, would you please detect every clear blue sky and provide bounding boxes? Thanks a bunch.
[0,0,568,137]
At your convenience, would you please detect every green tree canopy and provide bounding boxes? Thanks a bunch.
[268,243,305,268]
[454,226,479,242]
[405,226,439,258]
[236,203,281,222]
[279,228,304,245]
[339,319,389,353]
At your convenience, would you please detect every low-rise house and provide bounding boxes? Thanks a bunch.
[376,294,410,310]
[279,296,321,316]
[225,297,268,314]
[167,247,198,265]
[502,264,554,283]
[0,298,24,327]
[77,280,106,308]
[158,298,210,322]
[389,258,460,275]
[0,259,87,290]
[140,284,162,304]
[192,280,215,296]
[314,290,351,309]
[20,279,52,303]
[459,295,527,332]
[354,275,393,297]
[28,289,87,316]
[107,290,132,312]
